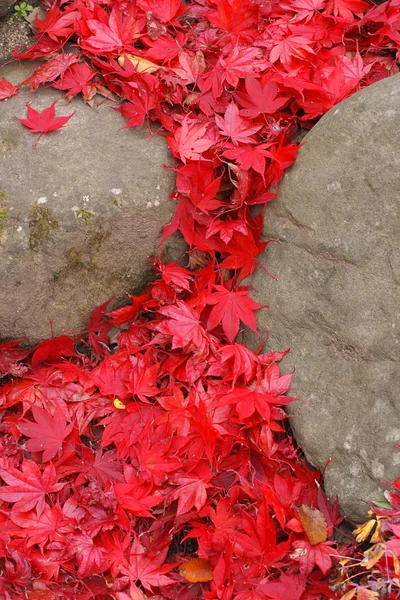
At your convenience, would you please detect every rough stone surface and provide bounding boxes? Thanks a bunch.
[246,74,400,524]
[0,62,184,343]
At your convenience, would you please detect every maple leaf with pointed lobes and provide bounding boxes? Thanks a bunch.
[0,78,19,101]
[138,0,186,23]
[67,534,108,577]
[80,3,140,54]
[0,461,64,516]
[15,102,76,149]
[258,573,306,600]
[157,301,209,353]
[206,218,248,244]
[224,143,274,180]
[155,259,194,292]
[205,284,266,342]
[52,63,96,100]
[216,103,262,145]
[0,340,29,377]
[207,0,259,41]
[270,35,315,65]
[31,334,79,366]
[221,232,270,281]
[22,53,78,92]
[34,5,81,41]
[17,405,73,462]
[10,504,69,549]
[169,116,214,163]
[325,0,369,21]
[122,536,175,590]
[283,0,327,22]
[290,539,339,576]
[236,78,288,118]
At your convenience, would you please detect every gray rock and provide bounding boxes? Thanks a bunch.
[246,74,400,524]
[0,0,14,18]
[0,62,184,343]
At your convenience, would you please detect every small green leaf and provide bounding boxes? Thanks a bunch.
[373,500,394,509]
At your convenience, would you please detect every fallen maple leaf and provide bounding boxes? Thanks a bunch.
[205,284,266,341]
[17,405,73,462]
[15,101,76,148]
[169,116,214,163]
[0,78,19,101]
[0,340,29,377]
[236,77,287,118]
[0,461,64,516]
[157,300,209,353]
[31,335,79,366]
[215,103,262,145]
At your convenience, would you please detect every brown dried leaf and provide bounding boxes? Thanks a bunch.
[360,544,385,569]
[298,505,328,545]
[179,558,213,583]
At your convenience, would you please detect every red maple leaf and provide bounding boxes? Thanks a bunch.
[31,335,79,366]
[221,232,270,281]
[10,504,68,549]
[17,405,73,462]
[325,0,369,21]
[123,536,175,590]
[157,301,209,353]
[258,573,306,600]
[67,533,108,577]
[207,0,259,41]
[169,116,214,162]
[0,78,19,100]
[269,35,315,65]
[290,539,339,576]
[22,53,78,91]
[0,461,64,515]
[236,78,288,118]
[34,4,81,41]
[138,0,185,23]
[52,62,96,99]
[205,284,266,342]
[0,340,30,377]
[206,218,248,244]
[15,101,76,148]
[215,103,262,145]
[224,143,274,179]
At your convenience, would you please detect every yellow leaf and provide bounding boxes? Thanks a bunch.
[118,54,163,74]
[360,544,385,569]
[179,558,213,583]
[113,398,126,409]
[340,590,356,600]
[370,520,382,544]
[353,519,377,543]
[298,505,328,545]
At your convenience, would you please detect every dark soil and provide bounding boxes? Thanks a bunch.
[0,1,40,66]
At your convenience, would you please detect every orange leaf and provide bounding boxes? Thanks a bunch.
[179,558,213,583]
[298,505,328,545]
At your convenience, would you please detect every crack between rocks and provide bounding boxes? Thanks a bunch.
[387,255,400,286]
[273,237,359,266]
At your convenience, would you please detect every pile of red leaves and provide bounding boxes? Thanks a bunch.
[1,0,400,598]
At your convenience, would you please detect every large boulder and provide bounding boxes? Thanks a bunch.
[0,62,183,343]
[246,74,400,524]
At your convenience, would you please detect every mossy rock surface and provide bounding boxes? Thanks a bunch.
[0,62,184,342]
